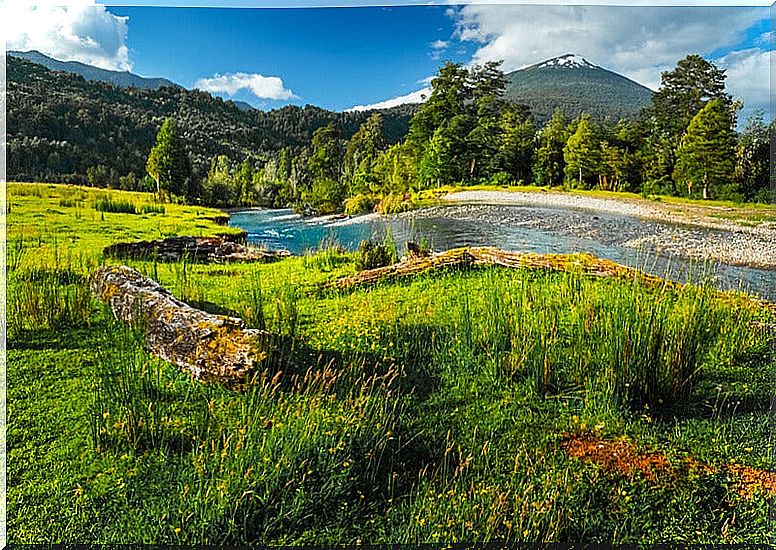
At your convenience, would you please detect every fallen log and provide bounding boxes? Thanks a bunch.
[103,233,291,264]
[91,265,270,388]
[328,246,776,314]
[328,247,674,290]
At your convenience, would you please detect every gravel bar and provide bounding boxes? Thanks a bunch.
[443,190,776,270]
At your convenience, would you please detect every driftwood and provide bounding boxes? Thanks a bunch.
[329,246,776,315]
[330,247,672,290]
[91,265,270,388]
[103,233,291,264]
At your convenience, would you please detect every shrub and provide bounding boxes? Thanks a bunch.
[376,193,413,215]
[355,240,394,271]
[344,193,376,215]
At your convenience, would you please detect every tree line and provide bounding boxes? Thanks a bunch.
[147,54,772,212]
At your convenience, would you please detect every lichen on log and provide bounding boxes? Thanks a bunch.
[103,233,291,264]
[91,265,270,388]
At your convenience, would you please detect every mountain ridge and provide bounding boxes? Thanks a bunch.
[8,50,181,90]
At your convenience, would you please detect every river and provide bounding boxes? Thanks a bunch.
[228,203,776,301]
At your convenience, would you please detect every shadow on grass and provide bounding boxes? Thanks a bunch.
[8,323,105,351]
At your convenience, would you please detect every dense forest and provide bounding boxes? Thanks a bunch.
[8,53,774,212]
[6,55,413,188]
[177,55,773,212]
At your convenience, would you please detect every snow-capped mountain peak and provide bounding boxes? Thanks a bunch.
[536,54,598,69]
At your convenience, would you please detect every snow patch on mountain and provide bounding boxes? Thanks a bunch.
[536,54,598,69]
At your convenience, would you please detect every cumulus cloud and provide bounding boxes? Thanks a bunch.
[346,87,431,112]
[715,47,771,120]
[195,72,298,101]
[451,5,767,91]
[3,1,131,71]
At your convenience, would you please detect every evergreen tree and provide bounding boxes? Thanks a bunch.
[640,55,733,186]
[306,124,345,212]
[673,98,736,200]
[496,106,536,184]
[650,55,732,140]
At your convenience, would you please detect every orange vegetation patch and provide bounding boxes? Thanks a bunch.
[726,464,776,499]
[560,433,672,482]
[561,433,775,498]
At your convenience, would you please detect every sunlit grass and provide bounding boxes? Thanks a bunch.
[7,185,774,544]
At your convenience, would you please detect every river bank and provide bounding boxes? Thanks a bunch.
[443,190,776,270]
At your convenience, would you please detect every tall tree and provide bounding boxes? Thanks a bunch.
[640,55,734,187]
[673,98,736,200]
[649,54,732,141]
[735,111,771,201]
[496,106,536,184]
[533,109,569,187]
[563,113,601,189]
[146,117,191,199]
[306,124,345,212]
[408,61,470,147]
[344,113,385,195]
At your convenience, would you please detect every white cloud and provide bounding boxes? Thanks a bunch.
[431,39,449,50]
[195,72,298,101]
[2,1,131,71]
[451,5,767,91]
[715,47,771,120]
[346,87,431,112]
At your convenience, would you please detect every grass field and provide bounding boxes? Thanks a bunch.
[6,183,774,544]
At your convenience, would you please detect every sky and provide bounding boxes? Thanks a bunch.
[2,0,773,123]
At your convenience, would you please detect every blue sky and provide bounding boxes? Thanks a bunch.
[108,5,475,110]
[4,2,772,121]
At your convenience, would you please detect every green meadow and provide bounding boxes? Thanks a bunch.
[6,183,774,544]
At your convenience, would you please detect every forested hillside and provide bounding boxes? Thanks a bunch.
[6,55,413,186]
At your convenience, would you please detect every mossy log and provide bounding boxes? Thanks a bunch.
[91,265,270,388]
[103,233,290,264]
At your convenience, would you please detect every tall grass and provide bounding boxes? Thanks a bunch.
[91,323,180,453]
[442,267,727,410]
[94,197,138,214]
[241,270,266,331]
[140,204,166,215]
[177,365,403,544]
[8,260,93,334]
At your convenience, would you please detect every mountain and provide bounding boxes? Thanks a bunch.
[504,54,654,123]
[8,50,181,90]
[6,54,412,185]
[231,100,256,111]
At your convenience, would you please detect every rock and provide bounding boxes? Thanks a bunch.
[203,215,230,226]
[103,234,290,264]
[91,265,271,388]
